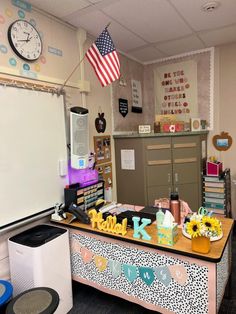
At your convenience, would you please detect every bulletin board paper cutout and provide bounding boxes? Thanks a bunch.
[155,60,198,121]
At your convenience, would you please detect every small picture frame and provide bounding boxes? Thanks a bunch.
[138,125,151,134]
[212,131,233,151]
[191,118,201,131]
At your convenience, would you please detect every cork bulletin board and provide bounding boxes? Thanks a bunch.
[94,135,112,188]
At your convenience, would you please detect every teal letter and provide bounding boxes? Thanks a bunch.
[132,217,151,240]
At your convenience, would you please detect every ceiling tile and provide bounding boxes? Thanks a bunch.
[68,11,146,51]
[128,46,165,63]
[156,35,205,56]
[29,0,91,18]
[102,0,192,42]
[198,24,236,47]
[169,0,236,31]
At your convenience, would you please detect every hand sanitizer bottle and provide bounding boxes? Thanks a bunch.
[156,204,165,227]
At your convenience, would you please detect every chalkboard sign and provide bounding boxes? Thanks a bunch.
[119,98,128,117]
[0,85,67,229]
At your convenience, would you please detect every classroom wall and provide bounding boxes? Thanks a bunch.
[0,0,112,280]
[218,43,236,218]
[112,54,145,132]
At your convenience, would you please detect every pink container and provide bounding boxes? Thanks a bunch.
[206,161,223,176]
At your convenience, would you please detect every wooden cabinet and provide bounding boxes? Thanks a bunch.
[114,132,207,211]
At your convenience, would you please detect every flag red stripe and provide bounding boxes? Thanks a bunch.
[106,53,120,79]
[86,45,109,86]
[92,46,116,83]
[86,53,106,87]
[87,45,112,86]
[104,54,118,80]
[111,51,120,73]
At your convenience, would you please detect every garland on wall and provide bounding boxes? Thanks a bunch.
[71,240,188,287]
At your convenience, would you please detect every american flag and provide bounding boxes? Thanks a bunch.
[86,28,120,87]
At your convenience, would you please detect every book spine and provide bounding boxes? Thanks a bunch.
[203,176,224,183]
[203,192,224,198]
[203,187,225,193]
[204,182,225,188]
[203,202,225,209]
[204,197,225,204]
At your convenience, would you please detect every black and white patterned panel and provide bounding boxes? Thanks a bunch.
[217,242,229,310]
[70,232,209,314]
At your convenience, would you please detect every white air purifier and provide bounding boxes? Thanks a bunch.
[70,106,89,169]
[8,224,73,314]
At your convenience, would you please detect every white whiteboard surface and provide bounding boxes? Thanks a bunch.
[0,85,68,228]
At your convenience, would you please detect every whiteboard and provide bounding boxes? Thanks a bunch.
[0,85,68,228]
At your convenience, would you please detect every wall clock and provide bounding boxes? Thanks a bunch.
[8,20,42,61]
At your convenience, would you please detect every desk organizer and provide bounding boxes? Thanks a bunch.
[206,161,223,177]
[64,180,104,210]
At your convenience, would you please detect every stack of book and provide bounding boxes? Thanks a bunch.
[203,175,226,216]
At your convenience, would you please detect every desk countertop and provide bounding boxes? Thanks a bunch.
[51,214,234,263]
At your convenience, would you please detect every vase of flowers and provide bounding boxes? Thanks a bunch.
[186,214,222,254]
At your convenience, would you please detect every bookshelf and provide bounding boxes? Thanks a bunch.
[202,168,231,217]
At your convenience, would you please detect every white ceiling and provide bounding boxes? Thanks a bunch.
[29,0,236,63]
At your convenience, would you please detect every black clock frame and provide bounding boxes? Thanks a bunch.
[7,19,42,62]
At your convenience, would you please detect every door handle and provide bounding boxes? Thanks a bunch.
[168,173,171,182]
[175,173,178,183]
[175,186,179,193]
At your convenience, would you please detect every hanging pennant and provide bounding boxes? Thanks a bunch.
[168,265,188,286]
[154,266,172,287]
[94,255,108,272]
[109,260,122,279]
[123,264,138,283]
[119,98,128,117]
[139,267,155,286]
[70,240,81,254]
[80,247,94,264]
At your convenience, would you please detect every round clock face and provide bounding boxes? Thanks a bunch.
[8,20,42,61]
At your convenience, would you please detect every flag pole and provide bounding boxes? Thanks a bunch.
[57,22,112,95]
[57,54,86,94]
[105,22,111,29]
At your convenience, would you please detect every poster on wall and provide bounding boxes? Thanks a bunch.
[131,80,142,113]
[155,60,198,121]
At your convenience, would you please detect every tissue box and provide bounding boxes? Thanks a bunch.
[157,223,178,246]
[206,161,223,177]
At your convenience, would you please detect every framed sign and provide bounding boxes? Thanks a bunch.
[138,125,151,134]
[131,79,142,113]
[191,118,201,131]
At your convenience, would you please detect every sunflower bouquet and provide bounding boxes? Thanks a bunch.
[185,214,222,239]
